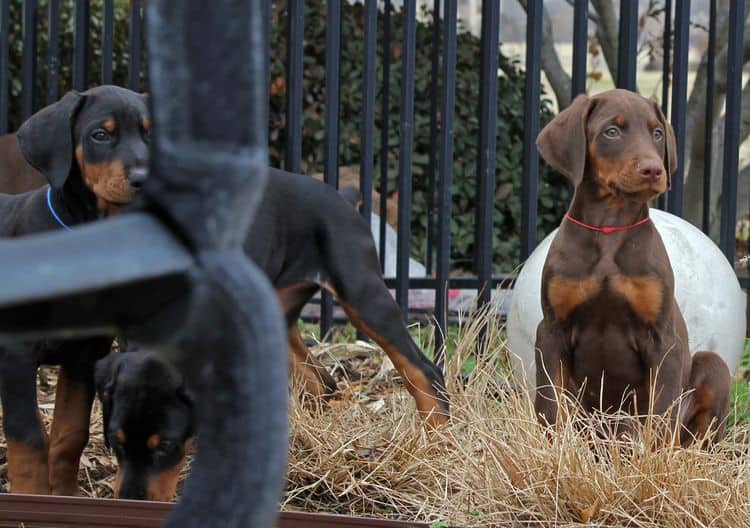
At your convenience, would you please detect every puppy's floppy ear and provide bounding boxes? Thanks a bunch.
[95,353,122,448]
[651,100,677,188]
[16,91,86,190]
[536,94,594,186]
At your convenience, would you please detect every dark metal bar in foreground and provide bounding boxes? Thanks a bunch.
[321,0,342,337]
[395,1,417,320]
[434,0,458,364]
[285,0,304,174]
[657,0,672,210]
[616,0,638,90]
[475,0,499,307]
[719,0,745,264]
[359,0,377,223]
[702,0,716,233]
[570,0,588,98]
[667,0,690,217]
[21,0,37,120]
[521,0,542,262]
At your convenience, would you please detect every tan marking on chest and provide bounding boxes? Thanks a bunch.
[547,276,601,320]
[610,274,664,323]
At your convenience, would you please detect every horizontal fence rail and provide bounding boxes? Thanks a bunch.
[0,0,747,345]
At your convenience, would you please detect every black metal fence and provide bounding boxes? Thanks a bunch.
[1,0,748,349]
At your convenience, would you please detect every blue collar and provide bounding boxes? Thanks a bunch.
[46,187,72,231]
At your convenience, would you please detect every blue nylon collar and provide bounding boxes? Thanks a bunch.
[46,187,72,231]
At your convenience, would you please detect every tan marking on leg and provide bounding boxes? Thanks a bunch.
[547,276,601,320]
[146,457,186,502]
[610,274,663,323]
[680,351,731,446]
[288,326,335,398]
[6,439,50,494]
[113,468,124,499]
[48,370,93,495]
[337,299,448,427]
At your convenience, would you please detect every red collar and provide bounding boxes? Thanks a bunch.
[564,213,651,235]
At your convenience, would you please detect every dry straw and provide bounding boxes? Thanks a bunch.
[2,303,748,527]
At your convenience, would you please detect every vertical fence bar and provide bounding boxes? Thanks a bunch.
[395,1,417,320]
[128,0,142,91]
[667,0,690,217]
[21,0,37,120]
[285,0,304,174]
[73,0,89,91]
[359,0,376,223]
[425,0,441,275]
[719,0,744,263]
[521,0,541,261]
[475,0,499,308]
[46,0,60,105]
[0,0,8,133]
[658,0,672,210]
[379,0,392,273]
[321,0,342,337]
[570,0,588,99]
[616,0,637,90]
[434,0,457,364]
[101,0,113,85]
[702,0,716,234]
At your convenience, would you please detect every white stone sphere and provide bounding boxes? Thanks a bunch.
[507,208,748,391]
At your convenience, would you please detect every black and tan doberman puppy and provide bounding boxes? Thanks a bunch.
[0,85,148,495]
[534,89,731,445]
[95,168,449,501]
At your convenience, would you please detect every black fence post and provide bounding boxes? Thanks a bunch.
[570,0,588,100]
[521,0,542,262]
[73,0,89,91]
[617,0,637,91]
[21,0,37,121]
[321,0,342,337]
[378,0,391,274]
[128,0,142,91]
[285,0,304,174]
[359,0,377,224]
[425,0,441,275]
[475,0,499,308]
[719,0,745,264]
[702,0,716,234]
[396,0,417,320]
[0,0,8,133]
[101,0,114,85]
[434,0,457,365]
[46,0,60,105]
[658,0,672,210]
[667,0,690,217]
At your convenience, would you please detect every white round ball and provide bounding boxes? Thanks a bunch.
[507,208,747,391]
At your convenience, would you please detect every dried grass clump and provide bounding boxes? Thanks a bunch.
[285,306,750,527]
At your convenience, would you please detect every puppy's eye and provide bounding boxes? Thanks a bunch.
[603,126,621,139]
[653,128,664,141]
[91,129,111,142]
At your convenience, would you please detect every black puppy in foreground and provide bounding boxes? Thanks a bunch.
[0,86,148,495]
[95,168,449,501]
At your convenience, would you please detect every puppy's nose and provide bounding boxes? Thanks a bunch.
[127,167,148,189]
[638,159,664,182]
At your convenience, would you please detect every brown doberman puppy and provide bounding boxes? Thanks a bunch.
[534,89,731,445]
[0,85,148,495]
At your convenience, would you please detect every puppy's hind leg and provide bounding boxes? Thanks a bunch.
[679,351,731,447]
